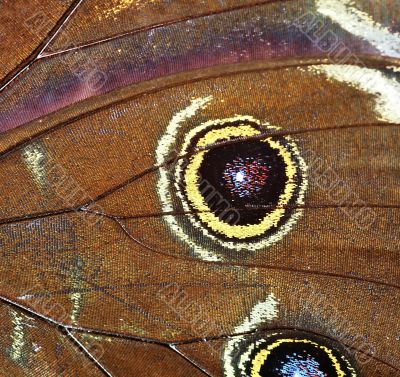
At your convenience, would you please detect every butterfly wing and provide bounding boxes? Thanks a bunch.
[0,1,399,376]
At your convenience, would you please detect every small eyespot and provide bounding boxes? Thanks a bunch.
[224,330,359,377]
[156,98,308,260]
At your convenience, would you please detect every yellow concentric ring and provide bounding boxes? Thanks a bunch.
[183,123,298,239]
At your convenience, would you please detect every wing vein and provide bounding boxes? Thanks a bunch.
[0,0,84,93]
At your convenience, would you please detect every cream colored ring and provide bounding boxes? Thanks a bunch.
[156,98,308,260]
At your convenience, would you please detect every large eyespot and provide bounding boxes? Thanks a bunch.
[225,330,359,377]
[156,98,308,261]
[178,118,306,239]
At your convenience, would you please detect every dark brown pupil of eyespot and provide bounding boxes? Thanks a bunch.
[197,140,287,226]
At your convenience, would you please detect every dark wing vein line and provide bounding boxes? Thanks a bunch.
[0,58,397,160]
[64,328,113,377]
[39,0,287,59]
[174,326,400,373]
[83,204,400,220]
[1,201,399,228]
[169,345,212,377]
[1,295,397,374]
[0,0,84,93]
[0,122,397,228]
[113,216,400,290]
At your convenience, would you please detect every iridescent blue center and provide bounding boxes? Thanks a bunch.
[222,156,269,198]
[277,353,326,377]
